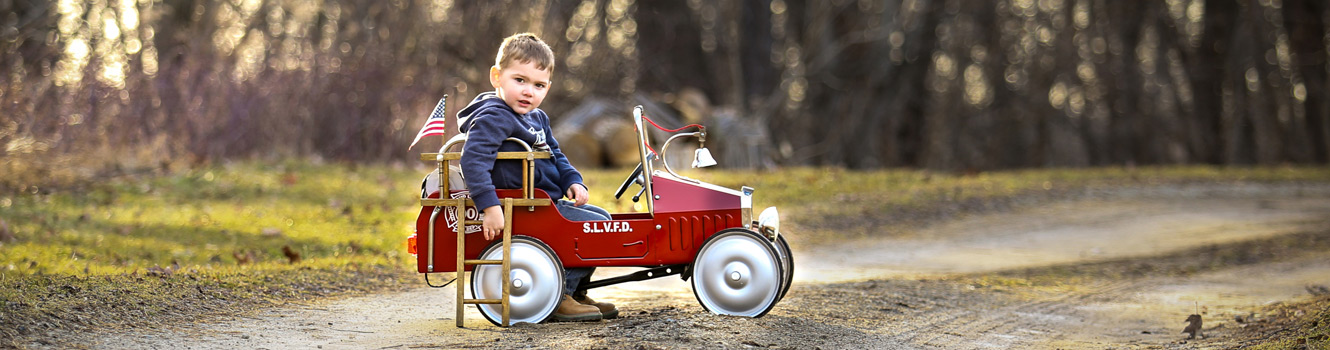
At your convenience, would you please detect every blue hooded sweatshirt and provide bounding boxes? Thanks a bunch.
[457,92,584,210]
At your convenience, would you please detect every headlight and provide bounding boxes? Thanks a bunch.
[758,206,779,237]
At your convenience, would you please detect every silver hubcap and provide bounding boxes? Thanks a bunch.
[726,263,749,288]
[693,232,781,317]
[472,240,562,324]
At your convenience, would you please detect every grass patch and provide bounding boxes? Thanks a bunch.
[0,160,422,347]
[2,161,418,275]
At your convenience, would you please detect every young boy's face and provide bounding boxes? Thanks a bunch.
[489,60,551,116]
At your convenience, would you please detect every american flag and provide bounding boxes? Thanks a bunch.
[408,95,448,150]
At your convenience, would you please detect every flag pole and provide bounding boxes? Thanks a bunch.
[439,94,448,148]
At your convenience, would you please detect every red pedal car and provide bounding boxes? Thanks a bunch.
[408,106,793,326]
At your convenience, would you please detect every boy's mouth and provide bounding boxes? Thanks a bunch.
[516,100,532,108]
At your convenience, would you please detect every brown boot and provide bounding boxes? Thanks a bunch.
[553,294,602,322]
[574,294,619,319]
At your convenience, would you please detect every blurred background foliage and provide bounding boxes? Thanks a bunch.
[2,0,1329,192]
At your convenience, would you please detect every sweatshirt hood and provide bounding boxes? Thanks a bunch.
[456,91,513,133]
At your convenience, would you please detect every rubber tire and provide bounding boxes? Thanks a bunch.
[773,234,794,302]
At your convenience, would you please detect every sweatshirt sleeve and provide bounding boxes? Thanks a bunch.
[541,112,585,193]
[460,112,512,211]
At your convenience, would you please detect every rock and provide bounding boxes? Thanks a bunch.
[1306,284,1329,296]
[232,251,254,265]
[0,219,14,242]
[145,266,173,278]
[282,245,302,263]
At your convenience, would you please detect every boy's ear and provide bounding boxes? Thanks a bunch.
[489,66,501,89]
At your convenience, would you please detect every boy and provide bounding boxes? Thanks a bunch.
[456,33,618,322]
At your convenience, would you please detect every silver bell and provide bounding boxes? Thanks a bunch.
[693,147,717,168]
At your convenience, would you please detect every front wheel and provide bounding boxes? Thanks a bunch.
[691,229,784,317]
[471,237,564,326]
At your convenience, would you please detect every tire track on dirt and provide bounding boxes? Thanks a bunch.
[893,222,1330,348]
[896,281,1141,348]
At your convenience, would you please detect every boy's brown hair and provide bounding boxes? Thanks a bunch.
[495,33,555,72]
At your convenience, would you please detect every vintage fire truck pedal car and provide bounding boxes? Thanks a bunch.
[407,106,794,327]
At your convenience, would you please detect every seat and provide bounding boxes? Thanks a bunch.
[420,134,469,197]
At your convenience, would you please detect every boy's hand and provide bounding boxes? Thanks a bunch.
[566,184,589,207]
[482,206,504,241]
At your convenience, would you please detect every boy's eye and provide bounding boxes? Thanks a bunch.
[535,83,546,89]
[514,77,525,83]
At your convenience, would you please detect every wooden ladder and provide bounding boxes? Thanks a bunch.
[420,137,550,327]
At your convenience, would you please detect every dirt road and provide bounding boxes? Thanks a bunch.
[89,183,1330,349]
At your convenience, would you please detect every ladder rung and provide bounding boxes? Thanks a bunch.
[421,198,553,207]
[463,220,483,225]
[464,259,504,265]
[495,151,552,160]
[420,151,552,161]
[419,152,460,161]
[420,198,466,206]
[463,299,503,305]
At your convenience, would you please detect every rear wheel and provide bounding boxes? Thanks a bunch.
[471,237,564,326]
[691,229,783,317]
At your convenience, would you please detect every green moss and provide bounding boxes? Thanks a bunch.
[1242,297,1330,350]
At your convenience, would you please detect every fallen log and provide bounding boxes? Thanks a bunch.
[592,117,640,167]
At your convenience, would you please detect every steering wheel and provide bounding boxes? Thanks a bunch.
[614,163,644,200]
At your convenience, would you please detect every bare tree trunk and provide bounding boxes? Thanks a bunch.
[1100,0,1146,165]
[739,0,778,112]
[1186,0,1238,164]
[1223,4,1258,165]
[920,0,961,170]
[636,1,723,103]
[1285,0,1330,163]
